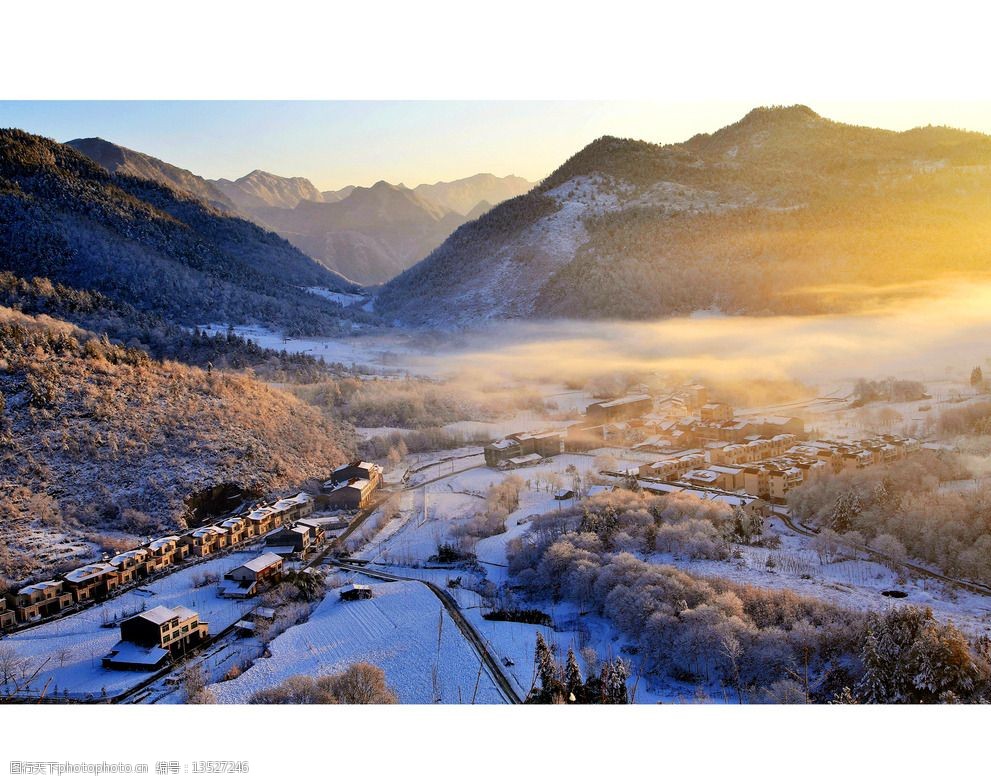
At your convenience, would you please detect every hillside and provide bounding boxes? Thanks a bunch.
[0,307,354,581]
[376,106,991,326]
[253,181,468,284]
[0,129,364,335]
[66,137,236,212]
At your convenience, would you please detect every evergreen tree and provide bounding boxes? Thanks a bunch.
[565,648,583,703]
[971,366,984,387]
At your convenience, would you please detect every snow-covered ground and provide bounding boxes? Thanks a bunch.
[210,581,508,704]
[0,549,262,699]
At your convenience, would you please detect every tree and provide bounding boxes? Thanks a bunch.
[564,648,583,703]
[528,632,565,703]
[323,662,398,704]
[971,366,984,387]
[0,644,25,687]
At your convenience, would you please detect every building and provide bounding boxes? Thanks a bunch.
[145,536,187,573]
[760,415,806,437]
[11,581,74,623]
[181,525,227,558]
[218,517,248,547]
[329,461,382,490]
[340,584,373,601]
[223,553,284,598]
[700,402,735,423]
[109,549,149,586]
[62,562,121,603]
[246,507,279,537]
[324,478,376,510]
[0,596,16,630]
[271,492,315,523]
[484,431,564,468]
[266,523,319,556]
[585,394,653,425]
[103,605,207,671]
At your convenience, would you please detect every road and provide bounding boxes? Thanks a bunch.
[335,561,523,704]
[772,508,991,598]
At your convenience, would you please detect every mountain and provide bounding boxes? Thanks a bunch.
[376,105,991,327]
[252,181,469,285]
[412,173,534,216]
[0,129,364,336]
[66,137,236,212]
[0,305,352,580]
[212,169,329,211]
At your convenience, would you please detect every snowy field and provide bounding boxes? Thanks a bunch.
[210,581,508,704]
[0,549,262,699]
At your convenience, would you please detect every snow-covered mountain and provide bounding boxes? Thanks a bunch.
[375,105,991,327]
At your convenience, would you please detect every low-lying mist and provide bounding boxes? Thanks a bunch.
[409,279,991,396]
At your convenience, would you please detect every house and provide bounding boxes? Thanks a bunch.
[341,584,373,601]
[700,402,734,423]
[218,517,248,546]
[223,553,284,598]
[484,437,522,467]
[109,549,149,585]
[145,536,187,573]
[329,461,382,490]
[324,478,377,510]
[506,453,543,469]
[181,525,228,557]
[585,394,653,425]
[266,523,318,556]
[247,507,279,537]
[484,431,563,467]
[62,562,121,602]
[103,605,207,671]
[760,415,806,437]
[0,596,16,630]
[11,581,74,622]
[271,492,315,523]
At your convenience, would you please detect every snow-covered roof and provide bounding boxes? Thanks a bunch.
[592,394,651,408]
[110,549,147,567]
[489,439,518,449]
[342,584,372,593]
[17,580,63,596]
[507,454,543,466]
[63,563,117,584]
[264,545,297,555]
[219,517,245,529]
[132,605,196,626]
[249,507,276,521]
[146,536,179,551]
[251,606,276,620]
[232,552,282,574]
[103,642,169,666]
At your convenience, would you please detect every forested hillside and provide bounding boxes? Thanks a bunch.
[0,130,366,335]
[377,106,991,326]
[0,307,354,581]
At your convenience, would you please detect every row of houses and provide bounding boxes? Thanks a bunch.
[636,434,922,503]
[2,492,317,629]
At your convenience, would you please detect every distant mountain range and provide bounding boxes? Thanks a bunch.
[214,172,533,284]
[65,137,534,286]
[2,130,361,335]
[376,105,991,327]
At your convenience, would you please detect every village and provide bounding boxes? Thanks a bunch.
[0,377,987,705]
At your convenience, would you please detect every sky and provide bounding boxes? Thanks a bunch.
[2,101,991,191]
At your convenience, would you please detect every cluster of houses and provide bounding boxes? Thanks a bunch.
[636,433,921,503]
[1,492,317,630]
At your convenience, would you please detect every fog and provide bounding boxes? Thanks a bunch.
[410,279,991,393]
